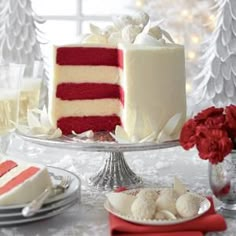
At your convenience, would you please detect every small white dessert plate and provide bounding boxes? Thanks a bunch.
[0,166,81,211]
[0,193,79,218]
[0,198,78,226]
[104,188,211,226]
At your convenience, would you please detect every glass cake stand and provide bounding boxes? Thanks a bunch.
[16,131,179,190]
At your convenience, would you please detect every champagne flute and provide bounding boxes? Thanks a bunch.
[19,60,44,124]
[0,63,24,153]
[18,60,45,156]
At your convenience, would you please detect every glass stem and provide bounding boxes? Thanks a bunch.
[0,133,12,154]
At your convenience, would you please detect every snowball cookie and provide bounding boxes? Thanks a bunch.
[155,188,178,215]
[131,197,156,219]
[176,192,201,218]
[136,188,159,202]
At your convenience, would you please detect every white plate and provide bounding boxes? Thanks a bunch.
[0,199,78,226]
[0,166,81,211]
[104,189,211,226]
[0,193,79,218]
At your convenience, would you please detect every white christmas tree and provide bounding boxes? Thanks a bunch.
[141,0,215,83]
[193,0,236,109]
[0,0,48,107]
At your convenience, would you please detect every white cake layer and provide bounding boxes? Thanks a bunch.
[121,45,186,140]
[0,157,52,205]
[51,98,122,124]
[54,65,122,85]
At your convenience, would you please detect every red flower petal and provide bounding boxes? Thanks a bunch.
[180,119,197,150]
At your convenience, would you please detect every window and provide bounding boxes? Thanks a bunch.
[31,0,135,44]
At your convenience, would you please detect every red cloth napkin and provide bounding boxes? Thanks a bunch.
[109,197,227,236]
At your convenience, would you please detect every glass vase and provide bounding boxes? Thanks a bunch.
[209,150,236,218]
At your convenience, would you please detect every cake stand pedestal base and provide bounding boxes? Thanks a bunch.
[89,152,143,191]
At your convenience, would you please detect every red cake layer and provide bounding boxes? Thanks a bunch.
[0,167,39,195]
[57,116,122,135]
[0,161,17,177]
[56,47,123,68]
[56,83,124,104]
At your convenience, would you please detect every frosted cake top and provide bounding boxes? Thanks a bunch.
[80,11,177,47]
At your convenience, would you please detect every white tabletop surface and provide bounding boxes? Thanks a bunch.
[1,135,235,236]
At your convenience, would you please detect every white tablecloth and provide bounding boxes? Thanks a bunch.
[1,135,235,236]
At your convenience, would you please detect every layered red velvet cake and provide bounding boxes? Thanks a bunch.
[49,12,186,142]
[52,46,124,135]
[0,156,52,205]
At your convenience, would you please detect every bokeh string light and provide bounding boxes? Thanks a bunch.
[134,0,216,96]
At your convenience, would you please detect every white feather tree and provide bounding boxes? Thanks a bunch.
[0,0,48,107]
[193,0,236,110]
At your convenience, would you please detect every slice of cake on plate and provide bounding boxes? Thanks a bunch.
[0,155,52,205]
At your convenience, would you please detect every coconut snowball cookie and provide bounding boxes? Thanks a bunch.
[131,197,156,219]
[155,188,178,215]
[176,192,201,218]
[136,188,159,202]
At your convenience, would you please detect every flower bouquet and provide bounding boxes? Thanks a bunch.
[180,105,236,164]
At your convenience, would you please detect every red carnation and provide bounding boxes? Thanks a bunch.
[180,105,236,164]
[180,119,197,150]
[204,114,225,129]
[194,106,224,124]
[225,104,236,137]
[196,129,232,164]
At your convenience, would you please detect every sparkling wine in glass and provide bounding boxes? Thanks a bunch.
[19,61,43,124]
[0,63,24,153]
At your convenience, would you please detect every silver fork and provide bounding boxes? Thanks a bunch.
[22,176,72,217]
[56,175,71,191]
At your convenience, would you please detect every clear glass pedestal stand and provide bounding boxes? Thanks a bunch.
[88,152,143,190]
[16,131,179,191]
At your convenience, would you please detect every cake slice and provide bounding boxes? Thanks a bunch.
[0,156,52,205]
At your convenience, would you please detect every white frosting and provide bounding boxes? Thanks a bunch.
[0,157,52,205]
[121,45,185,141]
